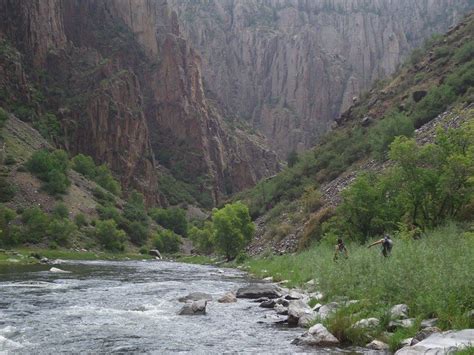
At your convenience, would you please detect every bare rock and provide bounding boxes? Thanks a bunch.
[49,267,71,273]
[366,340,389,350]
[410,327,442,345]
[149,249,162,259]
[315,302,340,320]
[388,318,416,332]
[236,284,282,299]
[353,318,380,329]
[275,304,288,315]
[217,292,236,303]
[259,299,276,308]
[178,300,207,315]
[391,304,409,320]
[396,329,474,355]
[420,318,438,329]
[291,324,339,346]
[288,299,313,326]
[178,292,213,303]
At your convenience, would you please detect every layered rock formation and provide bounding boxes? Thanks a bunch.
[0,0,280,205]
[170,0,472,157]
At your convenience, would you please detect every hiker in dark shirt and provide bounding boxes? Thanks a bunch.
[368,234,393,257]
[334,238,348,261]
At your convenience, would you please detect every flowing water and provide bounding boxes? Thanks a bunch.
[0,260,375,354]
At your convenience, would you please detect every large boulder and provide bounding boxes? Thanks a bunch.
[291,324,340,346]
[217,292,236,303]
[315,302,340,320]
[288,299,314,326]
[149,249,162,259]
[391,304,409,320]
[178,300,207,315]
[395,329,474,355]
[178,292,213,303]
[236,284,282,299]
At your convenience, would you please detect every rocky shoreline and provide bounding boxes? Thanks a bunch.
[176,274,474,354]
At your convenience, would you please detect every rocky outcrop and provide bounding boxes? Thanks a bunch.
[0,0,280,205]
[170,0,472,157]
[395,329,474,355]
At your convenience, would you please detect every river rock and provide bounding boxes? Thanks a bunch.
[285,291,304,300]
[148,249,162,259]
[312,303,322,312]
[366,340,389,350]
[401,338,413,347]
[288,299,313,326]
[315,302,340,320]
[291,324,339,346]
[218,292,236,303]
[388,318,415,332]
[275,304,288,315]
[178,292,213,303]
[420,318,438,329]
[178,300,207,315]
[263,276,273,282]
[298,313,315,328]
[236,284,282,299]
[259,299,276,308]
[395,329,474,355]
[410,327,442,345]
[49,267,71,273]
[391,304,409,319]
[276,298,290,307]
[353,318,380,329]
[40,257,50,264]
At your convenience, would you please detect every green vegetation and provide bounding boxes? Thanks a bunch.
[95,219,126,251]
[153,229,181,253]
[27,149,70,195]
[188,222,214,254]
[412,85,456,128]
[0,107,9,128]
[71,154,121,195]
[149,207,188,236]
[245,224,474,340]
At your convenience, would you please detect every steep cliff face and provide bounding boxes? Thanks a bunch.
[170,0,472,157]
[0,0,280,205]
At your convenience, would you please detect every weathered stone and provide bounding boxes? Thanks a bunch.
[178,292,213,303]
[361,116,373,127]
[298,313,315,328]
[388,318,416,332]
[276,298,290,307]
[420,318,438,329]
[353,318,380,329]
[391,304,409,320]
[217,292,236,303]
[315,302,340,320]
[49,267,71,273]
[366,340,389,350]
[178,300,207,315]
[285,291,304,300]
[259,299,276,308]
[236,284,282,299]
[410,327,442,345]
[400,338,413,347]
[395,329,474,354]
[275,304,288,315]
[291,324,339,346]
[288,299,313,326]
[148,249,162,259]
[263,276,273,282]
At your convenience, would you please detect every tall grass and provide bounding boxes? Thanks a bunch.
[245,224,474,330]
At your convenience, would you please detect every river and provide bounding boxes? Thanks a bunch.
[0,260,372,354]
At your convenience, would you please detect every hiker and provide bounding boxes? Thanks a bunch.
[334,238,348,261]
[368,233,393,257]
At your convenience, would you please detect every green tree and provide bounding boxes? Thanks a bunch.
[0,205,17,246]
[123,191,148,224]
[128,221,149,246]
[0,176,15,202]
[48,219,76,246]
[287,150,299,168]
[71,154,97,178]
[212,201,254,260]
[189,221,214,254]
[153,229,181,253]
[150,207,188,236]
[27,149,70,195]
[95,165,121,195]
[21,207,50,243]
[95,219,126,251]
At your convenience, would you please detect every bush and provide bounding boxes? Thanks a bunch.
[287,150,299,167]
[74,213,88,227]
[188,222,214,254]
[48,218,76,246]
[52,203,69,219]
[128,221,149,246]
[44,169,70,195]
[95,165,121,196]
[454,40,474,64]
[71,154,97,179]
[21,207,50,243]
[0,176,15,202]
[33,113,61,141]
[0,107,9,128]
[123,191,148,224]
[446,61,474,96]
[301,186,322,213]
[27,149,70,195]
[97,205,123,224]
[212,201,254,260]
[0,205,17,247]
[153,229,181,253]
[150,207,188,236]
[95,219,126,251]
[369,112,414,161]
[412,85,456,128]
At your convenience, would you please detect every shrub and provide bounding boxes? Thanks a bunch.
[97,205,123,224]
[95,219,126,251]
[0,176,15,202]
[150,207,188,236]
[27,149,70,195]
[44,169,70,195]
[369,112,414,161]
[153,229,181,253]
[0,205,17,247]
[188,222,214,254]
[212,201,254,260]
[33,113,61,141]
[0,107,9,128]
[299,207,335,250]
[95,165,121,195]
[71,154,96,179]
[21,207,50,243]
[412,85,456,128]
[52,203,69,219]
[454,40,474,64]
[446,61,474,95]
[287,150,299,167]
[74,213,88,227]
[92,187,116,204]
[301,186,323,213]
[128,221,149,246]
[123,191,148,224]
[48,218,76,246]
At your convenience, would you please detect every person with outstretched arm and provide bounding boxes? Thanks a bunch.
[368,234,393,257]
[334,238,348,261]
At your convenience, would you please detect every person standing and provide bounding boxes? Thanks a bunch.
[368,233,393,257]
[334,238,349,261]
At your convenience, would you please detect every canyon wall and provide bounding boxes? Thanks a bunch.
[170,0,473,157]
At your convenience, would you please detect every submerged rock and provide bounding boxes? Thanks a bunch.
[236,284,282,299]
[291,324,339,346]
[288,299,313,326]
[178,292,212,303]
[178,300,207,315]
[49,267,71,273]
[217,292,236,303]
[395,329,474,354]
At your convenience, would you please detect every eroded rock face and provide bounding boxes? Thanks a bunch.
[170,0,472,157]
[0,0,280,205]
